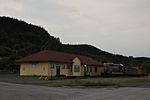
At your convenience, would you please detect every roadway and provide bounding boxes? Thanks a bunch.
[0,82,150,100]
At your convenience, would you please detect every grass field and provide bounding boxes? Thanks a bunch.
[0,73,150,87]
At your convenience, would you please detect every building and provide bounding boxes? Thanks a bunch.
[16,50,104,77]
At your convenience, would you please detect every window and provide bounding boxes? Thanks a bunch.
[87,66,89,72]
[74,65,80,72]
[70,66,72,72]
[112,66,120,72]
[61,65,65,69]
[90,67,92,72]
[30,63,38,67]
[67,65,70,69]
[95,67,97,73]
[51,64,54,69]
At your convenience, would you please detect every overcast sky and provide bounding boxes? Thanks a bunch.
[0,0,150,57]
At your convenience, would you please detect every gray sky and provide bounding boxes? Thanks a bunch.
[0,0,150,57]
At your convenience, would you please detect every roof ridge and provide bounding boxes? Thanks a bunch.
[16,50,102,66]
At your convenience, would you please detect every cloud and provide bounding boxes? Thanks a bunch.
[0,0,150,57]
[0,0,24,15]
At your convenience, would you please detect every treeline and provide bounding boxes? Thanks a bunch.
[0,16,150,73]
[0,16,62,72]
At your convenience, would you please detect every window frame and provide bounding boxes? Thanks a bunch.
[74,65,80,72]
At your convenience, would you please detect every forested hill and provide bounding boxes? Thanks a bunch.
[0,16,61,53]
[0,16,150,73]
[0,16,62,71]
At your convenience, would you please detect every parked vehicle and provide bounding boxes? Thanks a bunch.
[103,63,145,76]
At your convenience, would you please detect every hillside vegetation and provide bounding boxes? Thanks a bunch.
[0,16,150,73]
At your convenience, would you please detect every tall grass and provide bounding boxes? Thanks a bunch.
[49,78,150,87]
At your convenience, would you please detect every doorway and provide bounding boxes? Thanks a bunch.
[56,66,60,76]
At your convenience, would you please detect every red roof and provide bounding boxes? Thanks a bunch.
[16,50,102,66]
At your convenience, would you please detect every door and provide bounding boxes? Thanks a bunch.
[56,66,60,76]
[84,66,87,76]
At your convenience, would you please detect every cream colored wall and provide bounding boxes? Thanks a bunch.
[20,62,49,76]
[60,64,72,76]
[47,63,56,76]
[47,63,72,76]
[59,64,68,76]
[20,62,73,77]
[20,61,104,77]
[80,65,85,76]
[72,57,83,76]
[72,57,103,76]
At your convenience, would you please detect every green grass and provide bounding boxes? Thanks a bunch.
[63,80,116,87]
[0,73,150,87]
[47,78,150,87]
